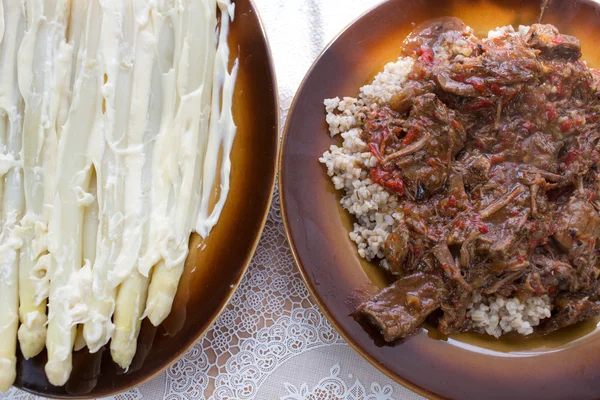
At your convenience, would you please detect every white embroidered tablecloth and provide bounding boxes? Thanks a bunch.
[4,1,426,399]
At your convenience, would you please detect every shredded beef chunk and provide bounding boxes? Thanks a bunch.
[365,93,466,198]
[356,20,600,341]
[358,274,445,341]
[539,295,600,334]
[526,24,582,61]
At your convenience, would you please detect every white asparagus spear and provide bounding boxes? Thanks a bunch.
[84,0,136,353]
[144,0,218,327]
[74,165,98,353]
[110,4,170,368]
[137,1,182,280]
[17,0,87,361]
[145,0,239,326]
[0,0,25,391]
[17,0,72,361]
[196,0,239,237]
[145,259,184,326]
[45,0,103,385]
[56,0,89,137]
[111,269,148,369]
[0,0,4,229]
[0,177,23,394]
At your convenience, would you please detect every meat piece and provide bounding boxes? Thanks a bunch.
[436,33,541,109]
[522,271,546,298]
[539,295,600,334]
[559,132,600,183]
[464,263,497,290]
[384,221,436,275]
[388,94,466,197]
[488,230,520,262]
[479,185,525,219]
[552,196,600,292]
[526,24,582,61]
[459,231,480,267]
[461,153,491,185]
[432,242,472,291]
[553,196,600,260]
[531,253,577,293]
[357,274,445,341]
[437,72,478,97]
[447,172,469,210]
[389,81,436,114]
[384,225,410,275]
[483,270,524,295]
[522,132,561,172]
[402,17,468,56]
[437,291,471,335]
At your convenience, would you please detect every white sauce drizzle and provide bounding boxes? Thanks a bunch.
[0,0,238,380]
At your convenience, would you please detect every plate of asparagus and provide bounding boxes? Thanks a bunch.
[0,0,278,397]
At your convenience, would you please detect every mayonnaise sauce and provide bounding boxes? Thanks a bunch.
[0,0,25,390]
[0,0,238,384]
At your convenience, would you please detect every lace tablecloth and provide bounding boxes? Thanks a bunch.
[4,1,426,399]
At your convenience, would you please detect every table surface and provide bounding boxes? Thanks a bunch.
[3,1,426,399]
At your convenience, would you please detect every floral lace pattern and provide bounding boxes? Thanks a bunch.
[282,364,395,400]
[163,190,346,400]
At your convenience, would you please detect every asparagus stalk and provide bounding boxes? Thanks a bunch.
[111,269,148,369]
[0,190,23,394]
[45,0,102,385]
[17,0,87,362]
[144,0,218,327]
[17,0,72,362]
[83,0,136,353]
[110,5,169,368]
[0,1,4,230]
[74,166,98,353]
[56,0,89,137]
[196,0,239,237]
[137,1,181,280]
[0,1,25,391]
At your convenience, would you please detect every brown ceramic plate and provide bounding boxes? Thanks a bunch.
[14,0,278,398]
[280,0,600,399]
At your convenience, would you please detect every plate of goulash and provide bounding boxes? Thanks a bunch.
[280,0,600,398]
[0,0,278,397]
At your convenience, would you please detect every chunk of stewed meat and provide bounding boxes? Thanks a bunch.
[389,81,436,114]
[389,94,466,197]
[553,196,600,260]
[522,132,562,172]
[539,295,600,334]
[525,24,582,61]
[402,17,468,56]
[357,274,445,341]
[384,223,435,275]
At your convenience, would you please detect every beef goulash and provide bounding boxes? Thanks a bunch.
[321,18,600,342]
